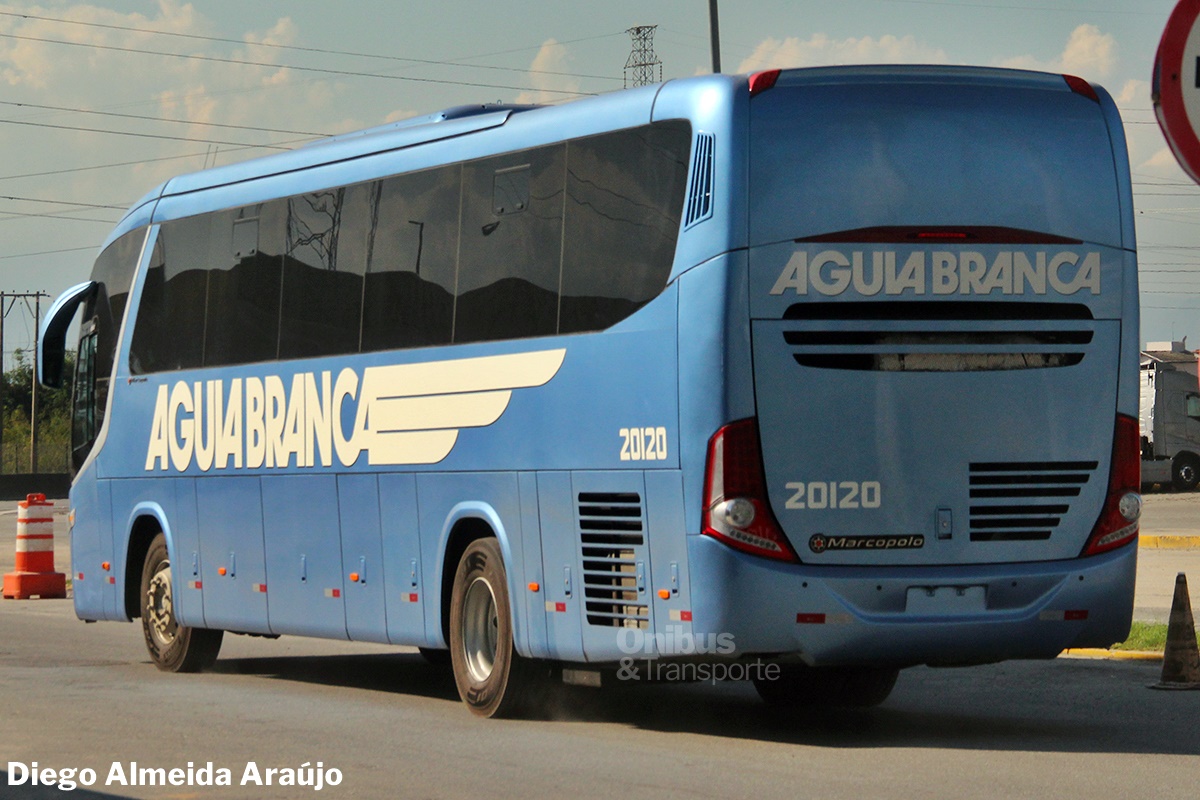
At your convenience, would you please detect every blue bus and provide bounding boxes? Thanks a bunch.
[41,66,1140,717]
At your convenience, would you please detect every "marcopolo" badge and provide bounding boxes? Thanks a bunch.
[809,534,925,553]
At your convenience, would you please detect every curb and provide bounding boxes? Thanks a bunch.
[1060,648,1164,661]
[1139,535,1200,550]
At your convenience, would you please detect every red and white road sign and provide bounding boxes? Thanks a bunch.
[1155,0,1200,184]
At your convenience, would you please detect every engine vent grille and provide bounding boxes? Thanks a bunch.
[684,133,715,228]
[578,492,648,629]
[968,461,1098,541]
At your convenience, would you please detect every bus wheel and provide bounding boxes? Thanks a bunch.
[1172,453,1200,491]
[139,533,223,673]
[753,664,898,709]
[449,538,542,718]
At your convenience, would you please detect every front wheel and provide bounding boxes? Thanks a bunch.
[448,538,544,717]
[140,533,223,672]
[753,664,899,709]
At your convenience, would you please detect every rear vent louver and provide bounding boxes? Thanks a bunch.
[782,303,1095,373]
[578,492,648,629]
[968,461,1098,541]
[684,133,715,228]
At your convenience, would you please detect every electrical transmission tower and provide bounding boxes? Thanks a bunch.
[624,26,662,88]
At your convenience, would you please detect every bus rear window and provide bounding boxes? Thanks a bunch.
[749,81,1121,248]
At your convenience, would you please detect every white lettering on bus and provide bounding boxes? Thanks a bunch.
[769,250,1101,297]
[145,349,566,472]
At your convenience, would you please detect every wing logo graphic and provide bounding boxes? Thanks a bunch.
[145,348,567,472]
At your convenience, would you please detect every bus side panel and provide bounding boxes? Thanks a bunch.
[517,472,546,658]
[645,470,692,646]
[110,479,179,620]
[417,472,527,650]
[536,471,584,661]
[338,474,389,643]
[196,477,270,634]
[69,471,117,621]
[262,475,348,639]
[171,478,206,628]
[378,473,425,645]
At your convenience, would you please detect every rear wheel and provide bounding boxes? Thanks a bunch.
[140,533,223,672]
[448,538,544,717]
[753,664,899,709]
[1172,453,1200,491]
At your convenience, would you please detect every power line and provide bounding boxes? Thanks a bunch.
[0,114,297,150]
[0,31,598,98]
[0,100,329,138]
[0,10,625,84]
[0,195,126,210]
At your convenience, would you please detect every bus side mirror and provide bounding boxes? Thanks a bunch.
[39,281,95,388]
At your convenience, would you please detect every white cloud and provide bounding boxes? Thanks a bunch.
[999,24,1116,79]
[515,39,579,105]
[735,34,947,73]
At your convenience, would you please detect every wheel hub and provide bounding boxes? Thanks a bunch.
[461,576,499,683]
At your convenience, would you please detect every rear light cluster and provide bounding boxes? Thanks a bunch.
[702,418,799,562]
[1082,414,1141,556]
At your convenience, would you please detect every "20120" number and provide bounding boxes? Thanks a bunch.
[620,427,668,461]
[784,481,881,510]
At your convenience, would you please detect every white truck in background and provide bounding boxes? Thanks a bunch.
[1141,340,1200,491]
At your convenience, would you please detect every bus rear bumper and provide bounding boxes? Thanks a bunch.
[686,534,1137,667]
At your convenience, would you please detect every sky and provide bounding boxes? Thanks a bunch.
[0,0,1189,357]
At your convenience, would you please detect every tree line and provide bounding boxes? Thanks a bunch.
[2,349,72,473]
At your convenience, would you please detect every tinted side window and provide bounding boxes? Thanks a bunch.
[204,203,285,366]
[559,122,690,334]
[279,188,366,359]
[130,222,207,373]
[455,145,565,343]
[86,227,144,381]
[361,166,459,352]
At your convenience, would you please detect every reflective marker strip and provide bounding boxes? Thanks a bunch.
[324,588,341,598]
[107,577,116,585]
[14,534,55,552]
[544,601,567,612]
[253,584,267,593]
[188,580,202,590]
[400,593,419,603]
[796,612,854,624]
[1040,609,1089,621]
[668,609,693,622]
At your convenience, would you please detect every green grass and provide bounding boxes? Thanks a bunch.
[1111,621,1172,652]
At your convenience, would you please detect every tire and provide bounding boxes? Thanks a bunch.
[140,533,223,673]
[448,538,544,717]
[1172,453,1200,492]
[753,664,899,709]
[417,647,452,666]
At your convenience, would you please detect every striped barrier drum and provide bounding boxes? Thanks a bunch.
[2,493,66,600]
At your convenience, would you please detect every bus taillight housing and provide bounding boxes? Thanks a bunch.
[1082,414,1141,556]
[702,418,799,562]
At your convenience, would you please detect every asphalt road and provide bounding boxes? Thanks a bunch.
[0,494,1198,800]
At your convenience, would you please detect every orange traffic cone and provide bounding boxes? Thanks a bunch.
[1150,573,1200,690]
[1,494,66,600]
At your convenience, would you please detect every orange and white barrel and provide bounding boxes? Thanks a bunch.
[2,493,66,600]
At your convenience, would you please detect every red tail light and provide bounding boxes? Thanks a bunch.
[1063,74,1099,103]
[702,418,799,562]
[1082,414,1141,556]
[749,69,781,97]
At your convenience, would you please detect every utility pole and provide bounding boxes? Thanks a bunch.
[624,26,663,89]
[29,293,41,473]
[0,291,50,474]
[708,0,722,74]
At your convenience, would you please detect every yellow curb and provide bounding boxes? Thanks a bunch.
[1139,535,1200,550]
[1060,648,1163,661]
